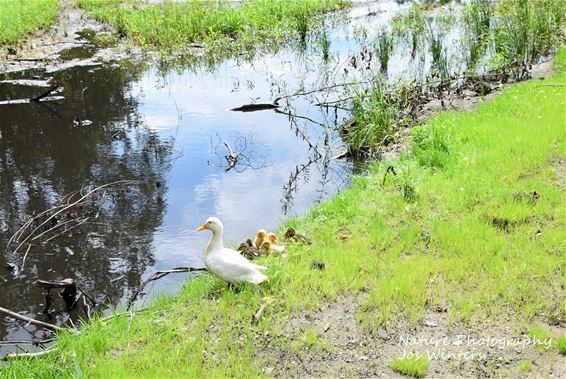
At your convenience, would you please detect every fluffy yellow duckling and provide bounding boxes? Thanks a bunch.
[266,232,279,245]
[254,229,267,248]
[266,232,285,254]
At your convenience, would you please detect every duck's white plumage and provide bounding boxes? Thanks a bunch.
[198,217,268,284]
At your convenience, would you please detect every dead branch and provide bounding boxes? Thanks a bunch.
[230,102,280,112]
[382,165,397,186]
[20,244,32,271]
[0,306,76,334]
[31,85,61,102]
[1,348,55,361]
[252,303,269,324]
[223,141,239,172]
[127,267,208,310]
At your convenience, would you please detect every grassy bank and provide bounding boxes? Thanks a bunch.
[5,49,566,378]
[0,0,58,46]
[77,0,347,58]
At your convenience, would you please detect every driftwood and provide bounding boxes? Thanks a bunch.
[31,85,61,102]
[0,306,76,334]
[230,102,280,112]
[127,267,208,310]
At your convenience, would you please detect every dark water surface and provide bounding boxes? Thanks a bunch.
[0,1,466,353]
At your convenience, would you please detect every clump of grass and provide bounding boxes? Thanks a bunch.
[0,0,58,46]
[518,360,534,374]
[389,356,429,378]
[77,0,348,60]
[528,326,551,351]
[462,0,493,72]
[346,83,397,155]
[556,336,566,355]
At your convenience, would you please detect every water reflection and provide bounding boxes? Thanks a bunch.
[0,64,173,350]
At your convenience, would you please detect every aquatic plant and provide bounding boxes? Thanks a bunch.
[375,30,393,74]
[491,0,564,76]
[345,82,398,156]
[318,29,331,62]
[428,31,450,79]
[391,2,426,59]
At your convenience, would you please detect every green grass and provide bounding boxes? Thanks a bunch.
[0,0,58,45]
[556,336,566,355]
[76,0,347,59]
[518,360,534,374]
[4,46,566,379]
[528,326,552,351]
[389,356,429,378]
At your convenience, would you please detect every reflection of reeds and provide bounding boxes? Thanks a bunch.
[428,31,450,79]
[376,30,392,74]
[319,30,331,62]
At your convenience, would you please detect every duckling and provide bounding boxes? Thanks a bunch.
[197,217,268,284]
[259,241,271,255]
[284,227,311,245]
[254,229,267,248]
[266,232,279,245]
[266,232,285,254]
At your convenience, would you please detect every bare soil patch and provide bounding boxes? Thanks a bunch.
[260,294,565,378]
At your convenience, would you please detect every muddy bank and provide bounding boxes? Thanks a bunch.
[0,1,146,75]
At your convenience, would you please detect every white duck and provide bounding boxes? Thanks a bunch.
[197,217,268,284]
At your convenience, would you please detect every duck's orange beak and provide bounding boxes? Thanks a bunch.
[196,224,207,231]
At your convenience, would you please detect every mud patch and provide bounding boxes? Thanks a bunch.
[551,156,566,188]
[0,1,144,75]
[260,294,565,378]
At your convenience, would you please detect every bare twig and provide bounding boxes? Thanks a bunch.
[2,348,55,361]
[127,267,207,310]
[0,306,76,334]
[20,244,32,271]
[31,85,61,102]
[252,303,269,324]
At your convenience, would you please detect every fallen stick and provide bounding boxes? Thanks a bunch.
[127,267,207,310]
[252,302,272,324]
[1,348,54,360]
[230,102,279,112]
[0,306,75,334]
[31,85,61,102]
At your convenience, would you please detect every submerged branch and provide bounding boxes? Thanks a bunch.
[127,267,208,310]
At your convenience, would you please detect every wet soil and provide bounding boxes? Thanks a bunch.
[0,0,144,75]
[260,294,565,378]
